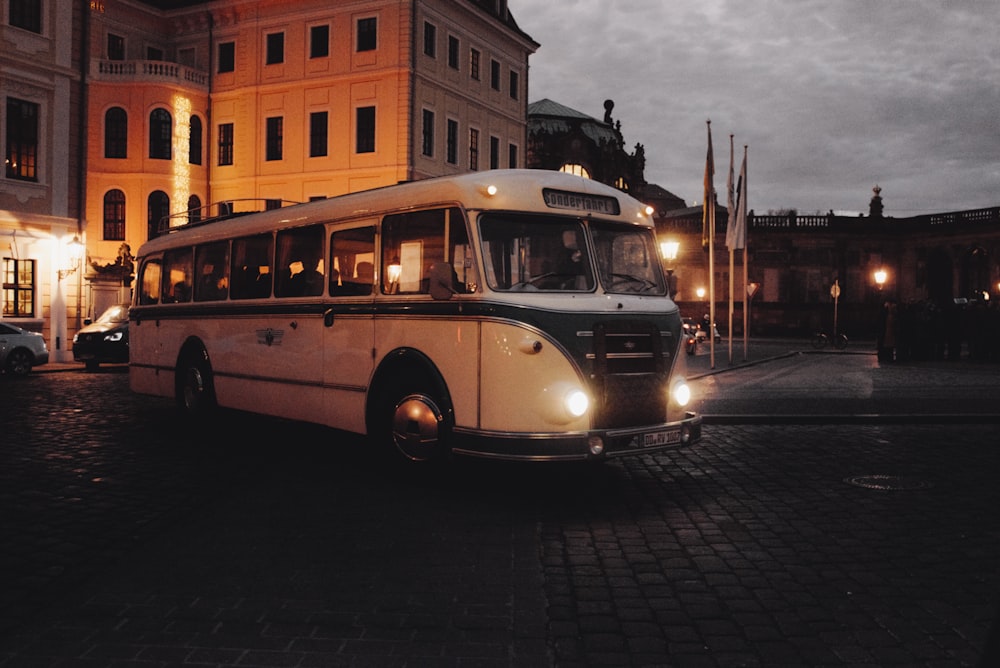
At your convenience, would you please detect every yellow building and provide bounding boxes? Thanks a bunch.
[84,0,537,321]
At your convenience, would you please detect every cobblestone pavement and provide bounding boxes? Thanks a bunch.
[1,355,998,667]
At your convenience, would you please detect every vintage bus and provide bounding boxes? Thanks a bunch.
[129,170,701,463]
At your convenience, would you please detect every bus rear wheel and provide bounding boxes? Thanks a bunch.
[176,348,216,419]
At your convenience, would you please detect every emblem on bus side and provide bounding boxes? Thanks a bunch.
[256,328,284,346]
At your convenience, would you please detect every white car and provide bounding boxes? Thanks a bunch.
[0,322,50,376]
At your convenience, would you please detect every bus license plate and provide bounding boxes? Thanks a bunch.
[643,429,680,448]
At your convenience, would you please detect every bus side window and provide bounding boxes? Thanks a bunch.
[230,233,274,299]
[330,226,375,296]
[138,258,162,305]
[162,247,193,303]
[382,208,472,294]
[275,225,325,298]
[194,240,230,301]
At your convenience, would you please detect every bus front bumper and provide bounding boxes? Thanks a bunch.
[451,412,702,462]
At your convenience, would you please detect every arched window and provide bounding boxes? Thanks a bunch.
[187,194,202,224]
[147,190,170,239]
[104,108,128,159]
[103,190,126,240]
[189,115,203,165]
[149,108,172,160]
[560,163,590,179]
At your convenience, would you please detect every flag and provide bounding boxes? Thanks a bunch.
[702,121,714,250]
[727,145,748,251]
[726,134,735,247]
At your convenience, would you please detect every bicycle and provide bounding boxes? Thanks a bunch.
[811,331,849,350]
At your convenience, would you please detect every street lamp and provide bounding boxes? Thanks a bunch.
[660,240,679,299]
[874,268,887,292]
[58,235,84,280]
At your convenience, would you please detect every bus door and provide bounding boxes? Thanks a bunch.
[323,225,377,433]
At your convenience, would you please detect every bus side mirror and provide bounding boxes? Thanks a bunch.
[428,262,456,301]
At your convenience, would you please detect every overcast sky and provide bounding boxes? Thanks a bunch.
[513,0,1000,217]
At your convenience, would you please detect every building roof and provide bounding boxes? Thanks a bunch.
[527,98,619,146]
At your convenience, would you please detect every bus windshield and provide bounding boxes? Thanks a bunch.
[479,214,666,295]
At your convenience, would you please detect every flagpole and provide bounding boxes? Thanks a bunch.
[727,135,735,366]
[740,145,749,361]
[704,120,716,370]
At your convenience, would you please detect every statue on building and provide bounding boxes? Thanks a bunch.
[869,185,884,219]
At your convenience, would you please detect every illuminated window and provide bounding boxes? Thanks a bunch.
[2,259,36,317]
[560,164,590,179]
[103,190,126,240]
[104,107,127,159]
[5,98,38,181]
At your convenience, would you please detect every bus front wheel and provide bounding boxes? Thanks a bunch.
[372,381,453,464]
[176,347,216,419]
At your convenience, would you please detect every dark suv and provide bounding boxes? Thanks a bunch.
[73,304,129,371]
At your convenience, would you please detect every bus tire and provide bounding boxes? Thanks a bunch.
[175,344,217,420]
[370,374,453,465]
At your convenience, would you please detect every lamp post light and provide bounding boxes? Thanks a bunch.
[660,240,679,299]
[874,268,887,293]
[58,235,84,280]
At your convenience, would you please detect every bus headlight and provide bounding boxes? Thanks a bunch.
[671,379,692,407]
[539,382,590,424]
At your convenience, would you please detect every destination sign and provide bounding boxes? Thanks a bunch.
[542,188,621,215]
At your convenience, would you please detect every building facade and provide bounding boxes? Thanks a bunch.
[3,0,538,356]
[1,0,84,362]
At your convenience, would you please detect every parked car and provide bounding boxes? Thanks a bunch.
[0,322,49,376]
[73,304,130,371]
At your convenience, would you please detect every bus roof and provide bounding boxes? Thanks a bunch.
[135,169,654,256]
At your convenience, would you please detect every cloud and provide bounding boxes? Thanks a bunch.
[514,0,1000,215]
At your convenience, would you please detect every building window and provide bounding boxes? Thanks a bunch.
[490,59,501,91]
[356,106,375,153]
[509,70,519,100]
[147,190,170,240]
[508,142,518,168]
[470,49,480,80]
[310,25,329,58]
[423,21,436,57]
[189,115,202,165]
[309,111,328,157]
[448,35,459,69]
[560,163,590,179]
[104,107,128,159]
[103,190,126,241]
[147,46,164,61]
[266,32,284,65]
[490,135,500,169]
[446,119,458,165]
[9,0,41,34]
[149,108,172,160]
[265,116,283,161]
[187,195,202,224]
[2,258,36,318]
[421,109,434,157]
[218,41,235,73]
[218,122,234,165]
[5,98,38,181]
[357,17,377,52]
[107,33,125,60]
[469,128,479,171]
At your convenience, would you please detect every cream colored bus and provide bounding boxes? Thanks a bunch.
[129,170,701,463]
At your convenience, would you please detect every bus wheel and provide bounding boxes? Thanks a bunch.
[390,393,450,462]
[176,348,216,419]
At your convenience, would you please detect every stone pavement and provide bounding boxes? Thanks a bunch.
[2,342,999,667]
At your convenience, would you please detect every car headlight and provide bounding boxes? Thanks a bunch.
[671,379,692,407]
[72,333,79,343]
[104,331,124,342]
[539,382,590,424]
